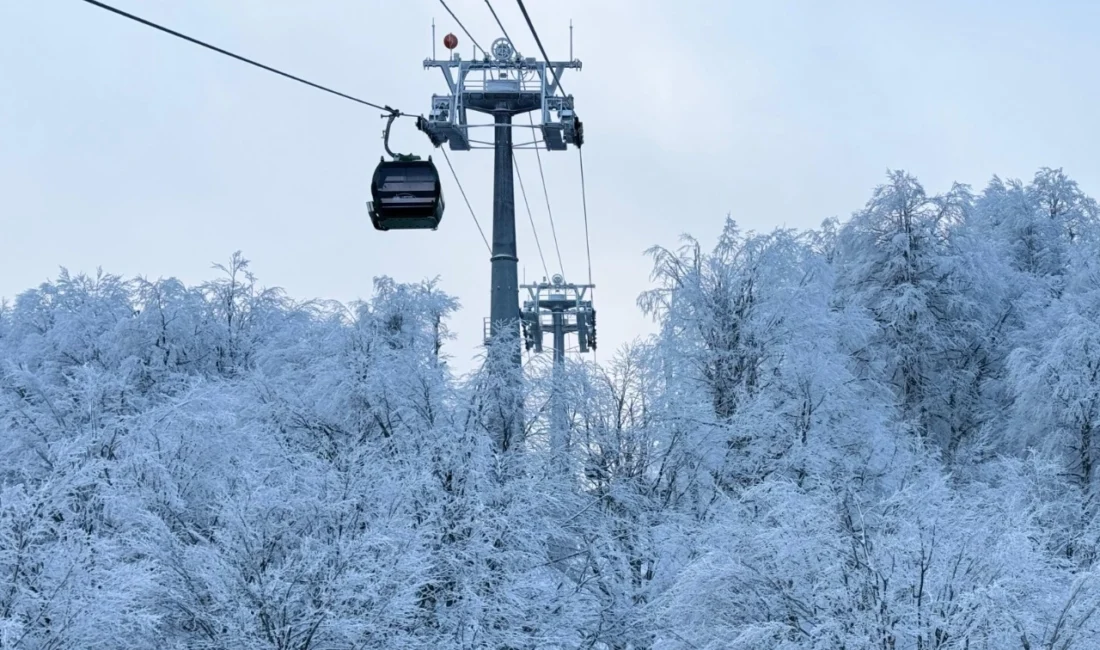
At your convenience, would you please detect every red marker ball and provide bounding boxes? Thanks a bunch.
[443,33,458,50]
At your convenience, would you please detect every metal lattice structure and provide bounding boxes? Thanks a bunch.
[519,275,596,358]
[419,38,582,151]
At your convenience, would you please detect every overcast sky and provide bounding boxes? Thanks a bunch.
[3,0,1099,370]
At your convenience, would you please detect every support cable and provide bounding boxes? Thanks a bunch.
[77,0,409,115]
[438,0,487,57]
[515,0,564,93]
[578,148,593,285]
[484,1,521,54]
[440,148,491,254]
[528,112,565,277]
[513,154,550,281]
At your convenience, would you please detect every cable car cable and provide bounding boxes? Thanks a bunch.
[578,148,593,285]
[438,0,487,57]
[484,1,521,55]
[528,113,565,277]
[440,148,491,253]
[513,155,550,281]
[77,0,410,116]
[514,0,563,93]
[513,2,591,288]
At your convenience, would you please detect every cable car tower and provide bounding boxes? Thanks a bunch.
[521,274,596,449]
[419,29,583,450]
[521,275,596,359]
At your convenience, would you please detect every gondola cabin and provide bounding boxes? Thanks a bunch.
[368,157,444,231]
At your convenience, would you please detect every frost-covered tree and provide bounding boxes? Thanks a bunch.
[655,461,1100,650]
[5,168,1100,649]
[639,219,892,496]
[835,171,1004,461]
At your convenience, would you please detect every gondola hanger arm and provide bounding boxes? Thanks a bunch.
[382,109,422,162]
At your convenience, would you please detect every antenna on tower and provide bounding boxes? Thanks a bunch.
[569,20,573,60]
[432,18,436,60]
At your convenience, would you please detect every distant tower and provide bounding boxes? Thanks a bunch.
[420,33,583,451]
[520,275,596,454]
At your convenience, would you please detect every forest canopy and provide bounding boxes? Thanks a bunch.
[3,168,1100,649]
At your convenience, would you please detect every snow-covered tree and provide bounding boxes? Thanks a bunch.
[4,167,1100,648]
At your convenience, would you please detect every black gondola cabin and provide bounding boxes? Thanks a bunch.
[368,157,444,231]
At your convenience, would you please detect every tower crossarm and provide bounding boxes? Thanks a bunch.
[420,40,582,151]
[519,277,596,355]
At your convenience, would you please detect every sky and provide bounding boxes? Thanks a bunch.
[3,0,1100,371]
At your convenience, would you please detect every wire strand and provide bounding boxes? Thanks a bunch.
[515,0,563,93]
[578,148,593,285]
[513,154,550,281]
[78,0,405,115]
[438,0,487,57]
[528,112,565,277]
[440,148,491,254]
[484,0,520,55]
